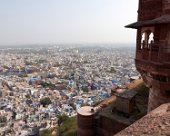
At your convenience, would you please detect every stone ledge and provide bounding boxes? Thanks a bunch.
[115,103,170,136]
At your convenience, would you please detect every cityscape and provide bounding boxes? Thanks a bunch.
[0,45,139,136]
[1,0,170,136]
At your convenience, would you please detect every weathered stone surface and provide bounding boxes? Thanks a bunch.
[115,103,170,136]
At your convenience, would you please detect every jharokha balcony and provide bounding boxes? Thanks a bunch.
[136,42,170,63]
[135,41,170,90]
[135,41,170,78]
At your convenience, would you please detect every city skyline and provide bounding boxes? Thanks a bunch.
[0,0,138,46]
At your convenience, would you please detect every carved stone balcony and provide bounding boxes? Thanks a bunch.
[136,43,170,69]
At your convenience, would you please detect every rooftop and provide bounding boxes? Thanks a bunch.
[126,15,170,28]
[114,89,137,100]
[77,106,96,116]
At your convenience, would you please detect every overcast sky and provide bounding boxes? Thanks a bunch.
[0,0,138,46]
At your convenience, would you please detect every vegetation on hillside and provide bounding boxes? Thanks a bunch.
[41,129,52,136]
[58,115,77,136]
[133,83,149,120]
[137,83,149,98]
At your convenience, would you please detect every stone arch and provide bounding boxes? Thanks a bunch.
[141,27,155,50]
[148,32,154,49]
[141,32,146,49]
[148,32,154,43]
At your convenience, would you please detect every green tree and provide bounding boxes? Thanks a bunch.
[58,114,69,125]
[110,67,116,73]
[2,65,9,69]
[40,97,51,107]
[82,86,89,93]
[25,94,31,99]
[41,82,55,88]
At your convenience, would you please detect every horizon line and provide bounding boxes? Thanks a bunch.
[0,42,135,47]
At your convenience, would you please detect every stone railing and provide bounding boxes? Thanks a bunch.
[136,43,170,64]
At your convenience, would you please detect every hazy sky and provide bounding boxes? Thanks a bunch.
[0,0,138,46]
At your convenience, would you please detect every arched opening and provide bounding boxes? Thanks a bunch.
[141,33,146,49]
[148,32,154,49]
[140,27,155,50]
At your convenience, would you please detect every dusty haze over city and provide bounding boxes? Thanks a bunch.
[0,0,138,46]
